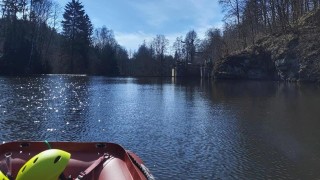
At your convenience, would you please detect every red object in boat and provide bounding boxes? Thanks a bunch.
[0,141,154,180]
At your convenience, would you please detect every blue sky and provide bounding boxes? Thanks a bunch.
[56,0,224,52]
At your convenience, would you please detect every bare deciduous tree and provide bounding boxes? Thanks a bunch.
[152,34,169,76]
[173,36,185,62]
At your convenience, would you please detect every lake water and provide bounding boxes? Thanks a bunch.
[0,75,320,179]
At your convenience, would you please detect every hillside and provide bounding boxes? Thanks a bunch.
[214,9,320,82]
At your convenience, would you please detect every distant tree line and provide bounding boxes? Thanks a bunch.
[128,36,174,77]
[171,29,223,69]
[0,0,319,76]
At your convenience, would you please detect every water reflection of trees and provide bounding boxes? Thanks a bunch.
[57,76,91,141]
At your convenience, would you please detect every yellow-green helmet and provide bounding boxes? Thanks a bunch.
[0,170,9,180]
[16,149,71,180]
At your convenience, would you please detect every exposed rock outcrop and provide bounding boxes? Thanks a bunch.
[214,47,275,80]
[214,9,320,82]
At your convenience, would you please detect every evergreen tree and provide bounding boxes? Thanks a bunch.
[61,0,92,74]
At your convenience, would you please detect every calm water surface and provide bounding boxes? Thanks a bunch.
[0,75,320,179]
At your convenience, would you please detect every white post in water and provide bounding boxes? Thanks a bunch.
[172,68,176,77]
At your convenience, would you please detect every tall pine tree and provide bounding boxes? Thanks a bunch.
[62,0,92,74]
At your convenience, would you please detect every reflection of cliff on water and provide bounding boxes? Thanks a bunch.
[201,80,278,102]
[199,80,320,178]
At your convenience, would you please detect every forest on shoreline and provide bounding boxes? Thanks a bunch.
[0,0,319,78]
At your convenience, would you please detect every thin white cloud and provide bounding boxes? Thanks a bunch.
[115,0,223,51]
[129,0,222,29]
[129,1,170,28]
[115,31,154,52]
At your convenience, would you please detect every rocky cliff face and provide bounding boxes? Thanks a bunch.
[214,9,320,82]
